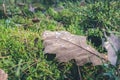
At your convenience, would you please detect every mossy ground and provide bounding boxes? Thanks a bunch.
[0,0,120,80]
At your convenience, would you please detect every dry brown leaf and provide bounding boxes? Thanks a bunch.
[42,31,107,66]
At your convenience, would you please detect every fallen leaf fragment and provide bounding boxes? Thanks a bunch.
[103,33,120,66]
[0,69,8,80]
[42,31,107,66]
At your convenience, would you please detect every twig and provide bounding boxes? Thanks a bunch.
[0,56,9,59]
[77,66,82,80]
[2,3,7,17]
